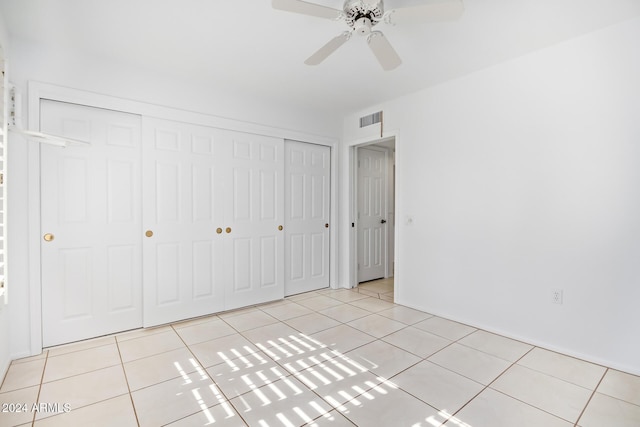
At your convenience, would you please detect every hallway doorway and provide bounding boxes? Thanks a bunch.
[354,138,396,288]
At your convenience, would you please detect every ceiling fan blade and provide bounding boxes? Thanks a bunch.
[387,0,464,25]
[305,32,351,65]
[272,0,343,20]
[367,31,402,71]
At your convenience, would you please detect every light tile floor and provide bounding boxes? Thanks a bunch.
[1,284,639,426]
[356,278,394,302]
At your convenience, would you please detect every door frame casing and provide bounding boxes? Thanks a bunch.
[24,81,338,357]
[356,145,390,283]
[346,131,399,294]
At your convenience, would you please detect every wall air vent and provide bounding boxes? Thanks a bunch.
[359,111,383,128]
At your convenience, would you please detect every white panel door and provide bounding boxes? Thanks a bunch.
[358,147,387,282]
[224,133,285,309]
[40,100,142,347]
[142,118,227,327]
[284,141,330,296]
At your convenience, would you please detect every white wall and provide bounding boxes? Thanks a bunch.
[9,39,342,139]
[0,13,11,380]
[6,38,342,359]
[343,16,640,374]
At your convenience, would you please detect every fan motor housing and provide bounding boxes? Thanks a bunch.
[344,0,383,33]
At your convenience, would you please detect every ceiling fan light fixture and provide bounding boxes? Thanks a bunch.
[355,17,372,35]
[272,0,464,70]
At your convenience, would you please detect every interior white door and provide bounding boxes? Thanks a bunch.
[357,147,387,282]
[40,100,143,347]
[224,133,285,309]
[284,141,331,296]
[142,118,227,327]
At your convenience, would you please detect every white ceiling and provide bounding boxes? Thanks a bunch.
[1,0,639,117]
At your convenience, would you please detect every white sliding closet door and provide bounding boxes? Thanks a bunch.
[142,118,227,327]
[284,141,331,296]
[224,133,285,309]
[40,100,142,347]
[142,119,285,325]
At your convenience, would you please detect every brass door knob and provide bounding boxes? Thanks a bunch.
[225,227,232,234]
[43,233,55,242]
[145,230,154,238]
[216,228,223,234]
[278,225,283,231]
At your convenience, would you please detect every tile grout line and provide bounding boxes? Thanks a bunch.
[284,288,422,425]
[277,290,443,370]
[216,309,341,424]
[136,297,496,422]
[375,331,479,426]
[113,337,142,427]
[191,287,538,427]
[21,358,134,425]
[573,368,608,427]
[356,283,615,425]
[451,345,589,426]
[30,350,49,426]
[444,345,538,426]
[0,358,10,391]
[512,346,610,389]
[218,290,403,425]
[12,283,636,426]
[272,309,408,426]
[298,294,449,426]
[422,327,512,380]
[170,320,255,426]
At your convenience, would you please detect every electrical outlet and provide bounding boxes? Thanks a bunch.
[553,289,563,305]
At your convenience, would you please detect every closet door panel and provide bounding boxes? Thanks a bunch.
[284,141,331,296]
[142,119,227,327]
[40,100,143,347]
[224,133,284,310]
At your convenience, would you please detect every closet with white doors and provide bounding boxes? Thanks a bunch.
[39,99,328,347]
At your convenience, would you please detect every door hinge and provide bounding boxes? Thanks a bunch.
[357,263,360,270]
[0,173,3,185]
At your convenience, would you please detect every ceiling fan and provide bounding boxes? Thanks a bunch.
[272,0,464,70]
